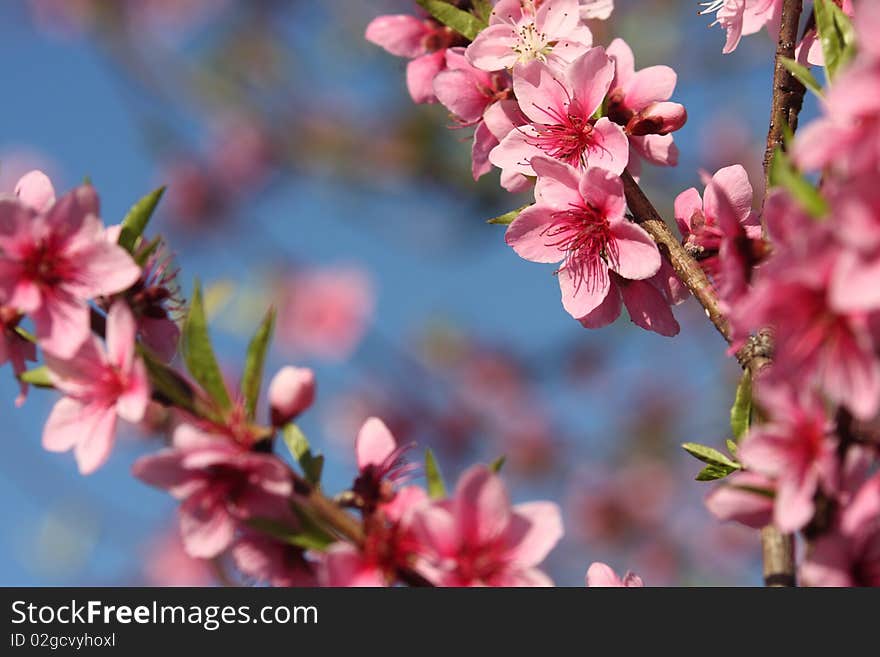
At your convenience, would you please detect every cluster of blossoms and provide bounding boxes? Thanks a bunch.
[367,0,880,586]
[0,169,632,586]
[701,3,880,586]
[368,0,688,335]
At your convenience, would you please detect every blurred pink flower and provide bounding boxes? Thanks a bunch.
[352,417,416,513]
[232,531,317,587]
[143,527,213,587]
[700,0,783,55]
[409,465,563,586]
[0,305,37,406]
[43,302,150,474]
[0,175,141,357]
[132,427,293,558]
[579,0,614,20]
[268,366,316,426]
[705,470,775,529]
[275,267,375,362]
[585,562,643,587]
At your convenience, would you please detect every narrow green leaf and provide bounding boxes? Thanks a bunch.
[118,186,165,254]
[424,448,447,499]
[730,371,752,441]
[487,204,530,225]
[472,0,494,23]
[779,57,823,97]
[134,235,162,267]
[14,326,36,343]
[489,455,506,473]
[682,442,741,470]
[769,148,828,219]
[814,0,857,81]
[140,347,198,415]
[283,424,324,485]
[181,280,232,410]
[695,463,739,482]
[726,439,739,456]
[241,307,276,420]
[416,0,485,40]
[18,366,53,388]
[246,516,335,551]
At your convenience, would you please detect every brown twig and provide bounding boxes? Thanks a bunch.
[761,0,807,205]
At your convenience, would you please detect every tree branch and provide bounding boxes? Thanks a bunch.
[762,0,807,203]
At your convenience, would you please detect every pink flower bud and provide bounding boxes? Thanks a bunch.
[14,169,56,212]
[268,366,316,426]
[627,102,687,136]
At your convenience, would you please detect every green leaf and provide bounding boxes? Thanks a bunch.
[769,148,829,219]
[14,326,36,343]
[424,448,447,499]
[282,424,324,485]
[814,0,857,81]
[472,0,493,23]
[181,280,232,410]
[730,371,752,441]
[246,516,335,551]
[726,439,739,456]
[682,442,741,470]
[139,346,198,415]
[489,455,506,473]
[416,0,485,41]
[133,235,162,267]
[241,307,276,420]
[18,366,53,388]
[695,463,739,482]
[487,204,530,225]
[779,57,823,97]
[118,186,165,254]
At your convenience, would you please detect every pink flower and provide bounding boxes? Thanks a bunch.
[605,38,686,169]
[14,169,56,212]
[275,266,375,362]
[466,0,593,72]
[319,485,429,587]
[0,305,37,406]
[232,532,317,586]
[132,427,293,558]
[737,384,838,533]
[505,156,660,319]
[705,470,775,529]
[142,528,213,587]
[409,465,563,586]
[793,60,880,177]
[801,472,880,587]
[674,165,763,309]
[585,562,644,587]
[365,13,461,104]
[42,301,150,474]
[490,47,629,178]
[352,417,416,514]
[268,366,316,426]
[700,0,783,55]
[0,176,141,357]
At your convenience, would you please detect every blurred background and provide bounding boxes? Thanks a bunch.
[0,0,817,586]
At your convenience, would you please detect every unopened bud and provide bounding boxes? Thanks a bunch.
[268,366,316,426]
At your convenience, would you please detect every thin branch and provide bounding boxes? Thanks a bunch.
[762,0,807,204]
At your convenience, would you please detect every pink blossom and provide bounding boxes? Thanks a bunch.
[232,532,317,587]
[14,169,56,212]
[704,470,775,529]
[0,177,141,357]
[42,301,150,474]
[365,14,461,104]
[142,528,213,587]
[466,0,593,72]
[490,47,629,177]
[585,562,644,587]
[796,1,854,67]
[268,366,316,426]
[275,266,374,362]
[352,417,416,514]
[505,156,660,320]
[409,465,563,586]
[801,472,880,587]
[132,427,293,558]
[0,305,37,406]
[737,384,838,533]
[674,165,763,309]
[700,0,783,55]
[605,38,686,169]
[319,485,429,587]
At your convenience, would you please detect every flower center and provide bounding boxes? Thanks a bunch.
[512,21,553,64]
[22,240,73,288]
[542,202,616,292]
